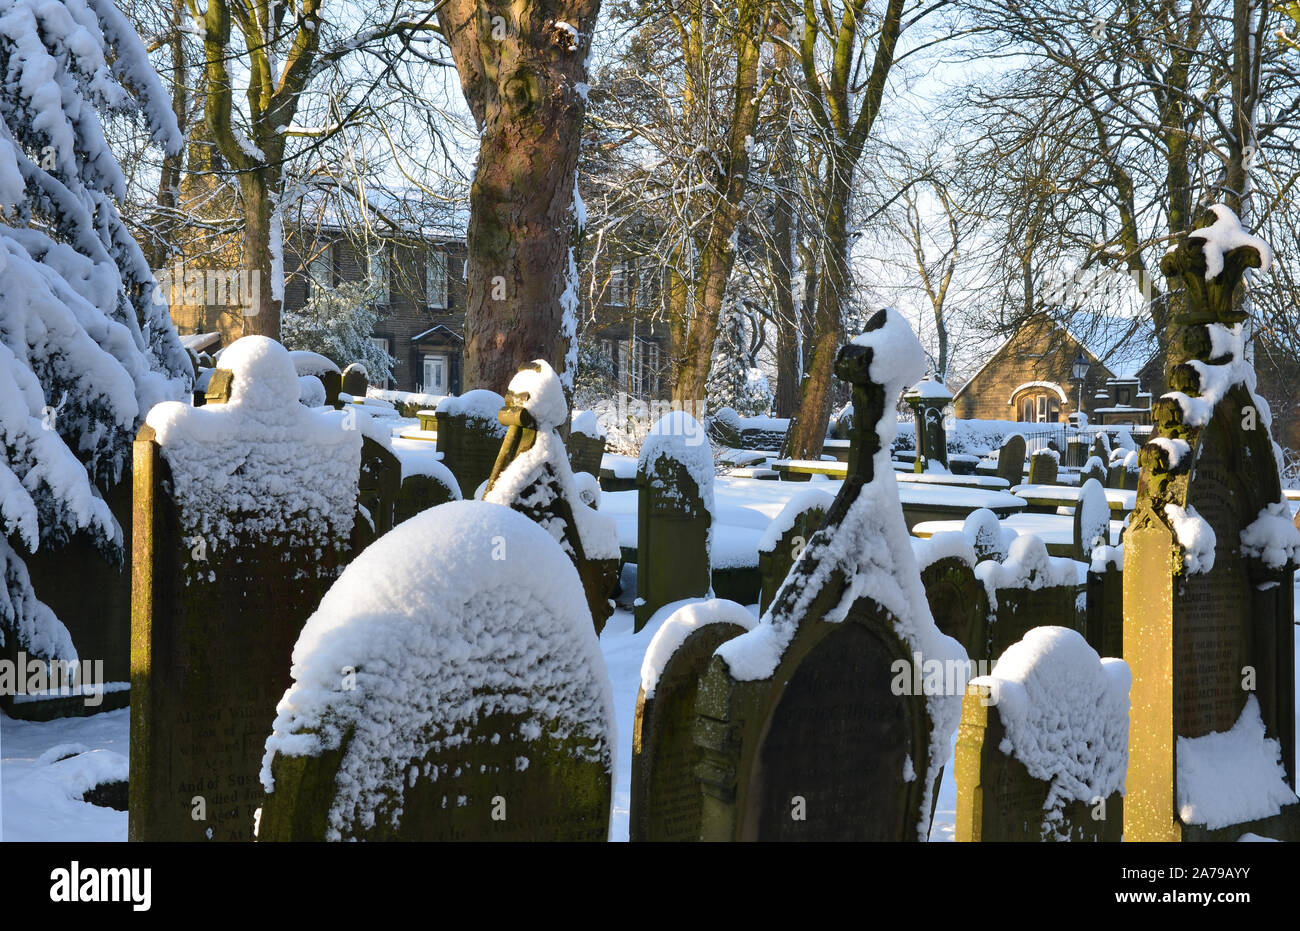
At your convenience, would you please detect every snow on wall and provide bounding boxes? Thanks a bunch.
[1177,695,1297,830]
[640,598,757,698]
[975,534,1077,597]
[260,500,616,840]
[714,308,967,839]
[971,627,1129,833]
[145,337,361,550]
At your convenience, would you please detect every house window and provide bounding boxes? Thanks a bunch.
[308,245,333,299]
[1018,391,1061,423]
[608,262,627,306]
[426,250,448,310]
[369,246,389,305]
[422,353,449,395]
[1116,387,1131,406]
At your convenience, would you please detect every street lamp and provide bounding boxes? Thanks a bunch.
[1071,352,1090,424]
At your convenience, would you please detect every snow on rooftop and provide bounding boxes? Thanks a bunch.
[260,500,616,840]
[905,377,954,401]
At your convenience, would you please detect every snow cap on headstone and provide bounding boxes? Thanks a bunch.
[848,307,926,442]
[507,359,568,431]
[219,336,300,411]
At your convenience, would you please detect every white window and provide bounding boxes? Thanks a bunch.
[308,245,332,299]
[426,250,449,309]
[608,262,627,306]
[369,246,389,305]
[422,353,449,394]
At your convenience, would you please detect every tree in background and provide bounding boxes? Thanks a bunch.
[0,0,188,657]
[437,0,603,394]
[281,281,396,384]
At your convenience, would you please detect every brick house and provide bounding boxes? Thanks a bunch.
[953,313,1155,425]
[279,227,467,394]
[579,257,671,400]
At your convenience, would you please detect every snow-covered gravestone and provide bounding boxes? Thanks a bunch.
[975,535,1080,664]
[1027,449,1058,485]
[257,501,615,841]
[484,361,620,633]
[1125,205,1300,841]
[435,390,508,499]
[995,434,1026,485]
[130,337,362,841]
[1072,478,1110,563]
[1081,455,1107,488]
[340,362,369,398]
[630,599,755,842]
[634,413,714,632]
[692,310,966,841]
[904,378,952,473]
[912,534,989,664]
[1085,544,1123,661]
[567,409,607,477]
[756,489,834,614]
[955,627,1128,842]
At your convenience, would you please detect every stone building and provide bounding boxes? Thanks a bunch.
[953,314,1154,425]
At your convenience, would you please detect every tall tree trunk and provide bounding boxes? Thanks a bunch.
[237,171,281,339]
[787,170,850,459]
[440,1,601,393]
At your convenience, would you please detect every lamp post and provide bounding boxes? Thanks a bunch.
[1071,352,1091,427]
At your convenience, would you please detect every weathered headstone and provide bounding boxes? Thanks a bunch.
[995,433,1026,485]
[630,599,755,842]
[1081,455,1108,488]
[484,361,621,634]
[1072,478,1110,562]
[976,535,1081,663]
[1124,205,1300,841]
[354,436,401,545]
[963,507,1015,563]
[395,461,461,526]
[956,627,1127,842]
[130,336,361,841]
[257,501,615,841]
[634,413,714,632]
[1027,449,1059,485]
[340,362,368,397]
[1065,435,1089,469]
[756,489,834,613]
[434,390,508,498]
[1085,545,1123,660]
[567,409,607,477]
[914,534,989,664]
[1091,433,1111,465]
[692,310,965,841]
[904,378,953,473]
